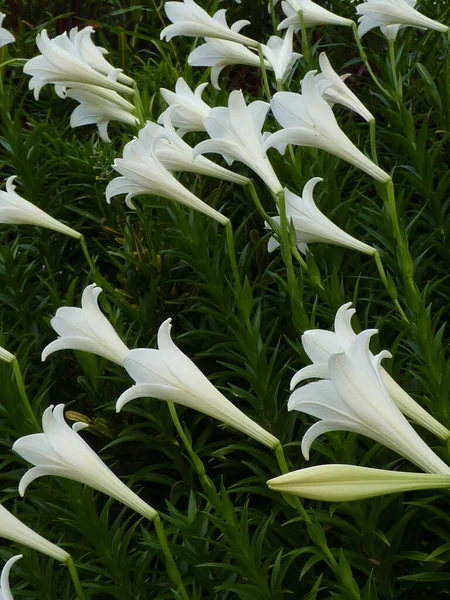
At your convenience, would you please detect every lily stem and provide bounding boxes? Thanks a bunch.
[152,514,191,600]
[11,358,40,431]
[225,221,242,298]
[257,44,272,100]
[268,0,278,31]
[373,251,409,323]
[66,556,85,600]
[369,118,378,165]
[352,23,387,97]
[132,81,146,127]
[388,38,402,102]
[298,11,313,69]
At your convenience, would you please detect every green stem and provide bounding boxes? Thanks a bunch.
[66,556,85,600]
[277,189,298,289]
[246,180,281,235]
[268,0,278,31]
[273,442,312,522]
[352,23,388,97]
[298,11,313,69]
[385,179,402,245]
[369,118,378,165]
[152,515,191,600]
[11,358,40,431]
[257,44,272,100]
[79,235,139,320]
[388,38,402,102]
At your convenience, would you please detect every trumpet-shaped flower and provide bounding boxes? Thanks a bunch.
[106,131,229,224]
[117,319,279,450]
[161,0,258,46]
[0,13,15,48]
[265,72,390,182]
[267,464,450,502]
[135,113,249,185]
[314,53,373,123]
[266,179,375,255]
[66,87,138,142]
[298,303,450,440]
[194,91,283,195]
[24,29,134,100]
[278,0,353,30]
[0,176,81,239]
[188,36,263,90]
[289,327,450,474]
[69,26,133,85]
[41,284,130,365]
[261,27,302,84]
[13,405,158,520]
[158,78,211,136]
[0,504,69,563]
[0,555,22,600]
[0,345,15,363]
[356,0,449,39]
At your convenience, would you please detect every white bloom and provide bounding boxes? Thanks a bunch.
[267,179,375,255]
[0,555,22,600]
[135,113,249,185]
[267,464,450,502]
[0,176,81,239]
[194,91,283,195]
[106,130,229,225]
[298,303,450,441]
[117,319,280,450]
[0,504,69,563]
[24,29,134,100]
[0,13,15,48]
[314,53,373,123]
[278,0,353,30]
[289,327,450,474]
[0,345,15,363]
[158,78,211,136]
[161,0,258,46]
[357,0,448,39]
[41,284,130,365]
[66,87,138,142]
[188,37,263,90]
[68,26,133,85]
[13,405,158,520]
[265,71,390,183]
[261,26,301,83]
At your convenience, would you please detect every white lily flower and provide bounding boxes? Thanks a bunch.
[106,128,229,224]
[268,464,450,502]
[66,87,138,142]
[24,29,134,100]
[266,179,375,255]
[13,405,158,520]
[68,26,133,85]
[261,26,302,84]
[0,504,69,563]
[314,53,374,123]
[0,555,22,600]
[0,176,81,239]
[158,78,211,137]
[117,319,280,450]
[278,0,354,30]
[265,71,390,183]
[0,345,15,363]
[194,91,283,195]
[161,0,258,47]
[135,113,249,185]
[357,0,448,39]
[0,13,15,48]
[289,327,450,474]
[41,284,130,365]
[298,302,450,441]
[188,37,264,90]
